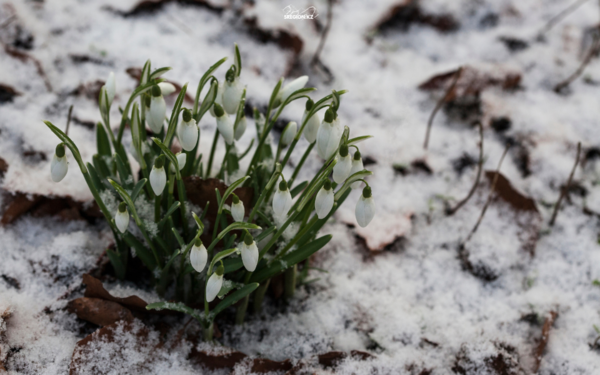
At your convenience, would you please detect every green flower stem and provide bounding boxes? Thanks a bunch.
[217,144,231,179]
[235,295,249,325]
[272,214,318,263]
[154,195,161,223]
[247,163,282,223]
[176,177,188,238]
[288,142,315,188]
[206,130,219,178]
[167,172,176,209]
[253,279,270,314]
[284,264,297,299]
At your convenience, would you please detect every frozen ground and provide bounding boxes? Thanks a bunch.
[2,0,600,373]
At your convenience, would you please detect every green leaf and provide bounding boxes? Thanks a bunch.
[250,235,332,284]
[43,121,87,173]
[130,179,147,202]
[146,301,208,325]
[164,83,188,146]
[114,153,133,189]
[159,248,181,289]
[219,176,249,214]
[214,222,261,245]
[150,66,172,80]
[86,163,106,192]
[171,228,185,247]
[93,154,111,181]
[290,180,308,198]
[106,248,126,280]
[223,257,243,274]
[334,170,373,200]
[234,43,242,77]
[217,280,244,298]
[212,283,259,318]
[193,57,227,116]
[191,212,205,234]
[108,179,143,226]
[121,230,158,270]
[208,247,239,275]
[152,137,181,179]
[96,123,111,157]
[158,202,182,228]
[348,135,373,145]
[267,78,284,112]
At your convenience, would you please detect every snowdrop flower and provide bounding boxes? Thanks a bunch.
[214,103,234,145]
[223,66,243,115]
[170,152,187,173]
[190,239,208,273]
[333,144,352,184]
[105,72,115,105]
[272,179,292,218]
[114,202,130,233]
[316,108,343,160]
[350,150,364,189]
[276,76,308,106]
[301,99,320,143]
[158,82,176,96]
[148,85,166,134]
[240,232,259,272]
[50,144,68,182]
[206,264,224,302]
[231,194,245,222]
[280,121,297,147]
[177,109,198,151]
[234,114,247,141]
[315,179,334,219]
[150,156,167,195]
[355,186,375,227]
[209,82,224,118]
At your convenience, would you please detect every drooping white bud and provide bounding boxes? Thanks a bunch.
[240,233,259,272]
[316,109,342,160]
[315,180,334,219]
[223,79,243,115]
[350,151,364,189]
[105,72,116,105]
[234,115,247,141]
[272,179,293,218]
[170,152,187,172]
[158,82,176,96]
[209,82,224,118]
[281,121,297,147]
[301,100,320,143]
[190,239,208,272]
[51,144,68,182]
[355,186,375,227]
[150,157,167,195]
[206,266,224,302]
[148,85,166,134]
[231,194,245,222]
[214,103,234,145]
[277,76,308,105]
[333,144,352,183]
[177,109,199,151]
[115,202,130,233]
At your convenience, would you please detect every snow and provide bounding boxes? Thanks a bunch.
[2,0,600,373]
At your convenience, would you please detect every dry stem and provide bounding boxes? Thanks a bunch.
[549,142,581,226]
[423,67,462,149]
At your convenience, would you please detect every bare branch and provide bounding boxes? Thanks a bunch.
[554,36,600,93]
[549,142,582,226]
[423,67,462,149]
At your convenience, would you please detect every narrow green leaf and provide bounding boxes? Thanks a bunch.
[164,83,188,146]
[86,163,105,192]
[96,123,111,157]
[106,248,126,280]
[130,179,147,202]
[290,180,308,198]
[172,228,185,247]
[219,176,249,214]
[159,202,182,227]
[223,257,243,274]
[146,301,207,325]
[43,121,87,173]
[121,230,157,270]
[193,57,227,116]
[234,43,242,77]
[348,135,373,145]
[114,153,133,189]
[212,283,259,317]
[150,67,172,80]
[152,137,181,179]
[208,247,239,275]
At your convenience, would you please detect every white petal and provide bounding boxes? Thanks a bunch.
[158,82,176,96]
[316,120,341,159]
[150,167,166,195]
[350,158,364,189]
[177,153,187,170]
[315,188,334,219]
[333,155,352,184]
[50,155,68,182]
[355,196,375,227]
[281,122,297,147]
[115,210,130,233]
[177,120,199,151]
[190,244,208,272]
[231,201,245,222]
[302,111,320,143]
[272,189,292,218]
[223,80,242,114]
[217,114,234,145]
[279,76,308,104]
[148,96,166,133]
[209,83,224,117]
[241,242,259,272]
[206,273,223,302]
[234,116,247,140]
[105,72,116,105]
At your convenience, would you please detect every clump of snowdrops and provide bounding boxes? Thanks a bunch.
[45,45,375,339]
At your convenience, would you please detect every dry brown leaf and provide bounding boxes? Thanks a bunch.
[82,274,149,312]
[188,347,247,370]
[67,297,134,327]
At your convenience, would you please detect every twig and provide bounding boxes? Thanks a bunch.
[423,67,462,149]
[446,121,484,216]
[462,144,510,244]
[0,14,15,30]
[538,0,592,37]
[65,105,73,136]
[533,310,558,373]
[310,0,334,83]
[549,142,581,226]
[554,36,600,93]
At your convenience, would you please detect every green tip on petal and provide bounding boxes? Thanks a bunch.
[324,108,334,123]
[226,66,236,82]
[216,264,224,276]
[182,108,192,122]
[362,186,372,198]
[244,232,253,245]
[55,143,65,158]
[144,95,151,107]
[154,155,165,168]
[305,98,314,111]
[323,179,332,191]
[339,144,348,157]
[194,238,202,247]
[213,102,224,117]
[353,150,362,160]
[232,193,240,204]
[279,180,288,191]
[118,202,127,212]
[151,85,161,97]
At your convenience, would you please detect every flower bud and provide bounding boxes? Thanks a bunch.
[115,202,130,233]
[333,144,352,183]
[150,156,167,195]
[355,186,375,227]
[190,239,208,272]
[240,232,259,272]
[281,121,297,147]
[350,151,364,189]
[206,265,224,302]
[315,179,334,219]
[234,114,247,141]
[276,76,308,106]
[51,144,68,182]
[273,179,292,218]
[105,72,116,105]
[170,152,187,172]
[148,85,166,134]
[214,103,234,145]
[316,110,343,159]
[231,194,245,222]
[223,77,242,115]
[158,82,176,96]
[301,109,320,144]
[177,109,199,151]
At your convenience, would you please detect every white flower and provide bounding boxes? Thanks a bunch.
[355,186,375,227]
[223,71,243,114]
[281,121,297,147]
[177,109,199,151]
[170,152,187,172]
[115,202,130,233]
[272,179,293,218]
[209,82,224,117]
[277,76,308,105]
[333,144,352,183]
[240,233,259,272]
[50,144,68,182]
[301,99,320,143]
[105,72,116,105]
[206,265,224,302]
[148,85,166,134]
[315,180,334,219]
[150,157,167,195]
[231,194,245,222]
[158,82,176,96]
[234,115,247,141]
[350,151,364,189]
[214,103,234,145]
[190,239,208,272]
[316,109,343,159]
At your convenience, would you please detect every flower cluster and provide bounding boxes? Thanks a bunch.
[45,44,375,340]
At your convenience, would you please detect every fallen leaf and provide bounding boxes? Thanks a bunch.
[318,350,374,368]
[82,274,149,312]
[251,358,293,373]
[188,347,247,370]
[67,297,134,327]
[0,83,20,104]
[533,311,558,373]
[1,192,42,225]
[371,0,459,36]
